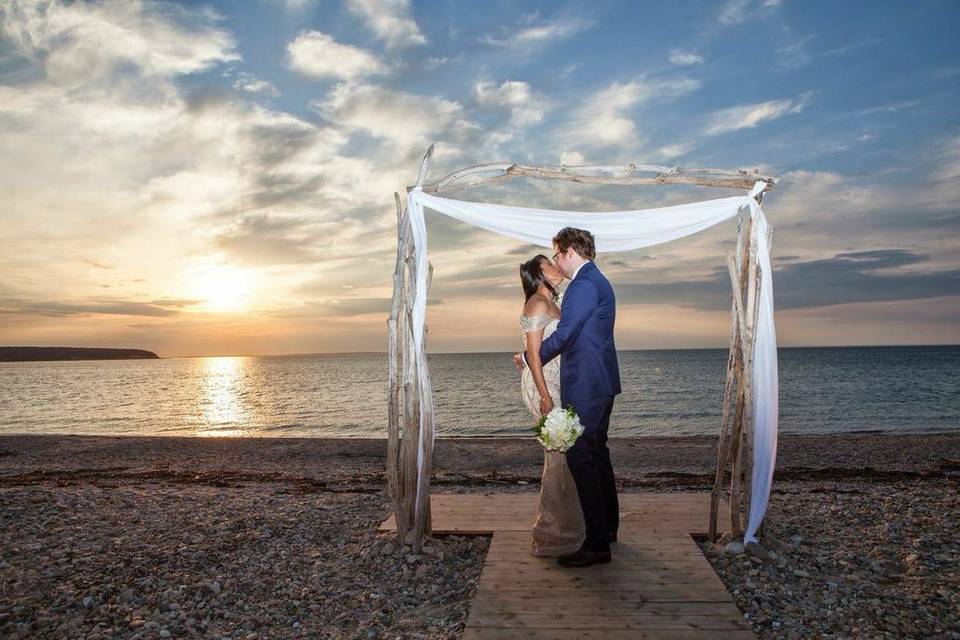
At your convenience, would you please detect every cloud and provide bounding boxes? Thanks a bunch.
[312,82,470,154]
[718,0,781,25]
[0,0,239,85]
[935,133,960,182]
[669,49,703,66]
[474,80,549,127]
[776,36,814,70]
[656,142,695,160]
[232,72,279,97]
[287,31,387,80]
[560,150,585,165]
[345,0,426,49]
[279,296,442,318]
[616,249,960,311]
[560,77,700,149]
[704,91,815,135]
[212,215,329,265]
[0,298,187,318]
[480,14,592,49]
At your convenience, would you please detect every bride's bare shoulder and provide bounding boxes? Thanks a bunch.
[522,295,550,316]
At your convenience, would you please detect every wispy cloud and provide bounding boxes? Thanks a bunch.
[287,31,387,80]
[480,14,593,49]
[0,298,192,318]
[776,36,814,70]
[704,91,815,135]
[718,0,782,25]
[669,49,703,66]
[345,0,426,49]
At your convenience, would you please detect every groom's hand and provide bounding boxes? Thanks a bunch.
[513,352,526,371]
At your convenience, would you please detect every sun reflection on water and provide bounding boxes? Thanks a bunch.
[197,356,251,437]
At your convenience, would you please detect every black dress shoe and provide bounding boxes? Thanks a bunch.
[609,531,618,543]
[558,547,612,567]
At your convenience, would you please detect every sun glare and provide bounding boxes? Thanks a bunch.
[193,265,254,313]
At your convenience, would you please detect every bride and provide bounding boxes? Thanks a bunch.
[519,254,586,557]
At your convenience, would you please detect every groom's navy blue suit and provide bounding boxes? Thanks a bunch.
[540,260,621,553]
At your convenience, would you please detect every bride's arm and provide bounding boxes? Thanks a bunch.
[524,327,553,412]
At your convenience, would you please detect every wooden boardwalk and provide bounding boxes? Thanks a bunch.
[379,493,755,639]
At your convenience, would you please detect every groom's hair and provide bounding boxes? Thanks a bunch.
[553,227,596,260]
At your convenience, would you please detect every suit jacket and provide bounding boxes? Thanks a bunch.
[539,261,621,415]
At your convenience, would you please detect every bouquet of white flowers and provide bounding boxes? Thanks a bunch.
[534,406,584,452]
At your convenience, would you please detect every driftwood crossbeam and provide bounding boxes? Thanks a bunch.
[388,144,777,552]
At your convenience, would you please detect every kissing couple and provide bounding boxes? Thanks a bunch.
[514,226,622,567]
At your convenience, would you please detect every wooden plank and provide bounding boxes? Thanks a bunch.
[473,584,736,601]
[465,614,749,631]
[469,600,746,617]
[462,629,756,640]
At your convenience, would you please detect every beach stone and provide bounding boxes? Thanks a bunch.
[746,541,769,559]
[790,535,803,546]
[724,541,745,557]
[381,542,394,556]
[209,581,221,595]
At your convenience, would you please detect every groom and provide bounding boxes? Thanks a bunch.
[516,227,622,567]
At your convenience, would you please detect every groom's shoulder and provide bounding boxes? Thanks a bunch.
[583,261,609,283]
[567,273,598,297]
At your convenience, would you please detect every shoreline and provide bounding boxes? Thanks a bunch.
[1,432,958,493]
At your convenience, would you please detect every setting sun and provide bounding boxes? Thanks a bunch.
[192,265,254,313]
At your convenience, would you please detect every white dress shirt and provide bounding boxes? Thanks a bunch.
[570,259,591,281]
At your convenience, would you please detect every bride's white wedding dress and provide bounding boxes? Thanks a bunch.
[521,314,586,557]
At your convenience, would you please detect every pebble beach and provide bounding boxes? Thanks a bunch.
[1,433,958,639]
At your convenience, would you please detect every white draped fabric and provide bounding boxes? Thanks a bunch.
[405,180,778,543]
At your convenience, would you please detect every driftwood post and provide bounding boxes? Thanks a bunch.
[389,144,775,551]
[708,213,747,541]
[708,189,771,542]
[386,146,436,554]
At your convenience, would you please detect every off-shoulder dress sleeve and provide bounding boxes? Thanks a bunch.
[520,314,555,332]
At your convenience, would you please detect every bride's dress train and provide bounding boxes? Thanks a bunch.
[520,314,586,557]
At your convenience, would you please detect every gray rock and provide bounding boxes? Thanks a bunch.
[724,541,746,556]
[746,541,769,559]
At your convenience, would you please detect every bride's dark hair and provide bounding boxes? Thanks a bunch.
[519,255,558,302]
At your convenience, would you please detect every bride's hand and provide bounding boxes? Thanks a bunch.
[539,396,554,416]
[513,352,526,371]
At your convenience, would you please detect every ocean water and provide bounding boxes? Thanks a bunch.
[0,346,957,438]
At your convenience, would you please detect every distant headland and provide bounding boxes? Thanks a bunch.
[0,347,160,362]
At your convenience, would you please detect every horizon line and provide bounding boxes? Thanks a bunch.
[161,343,960,359]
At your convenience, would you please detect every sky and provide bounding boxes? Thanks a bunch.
[0,0,958,357]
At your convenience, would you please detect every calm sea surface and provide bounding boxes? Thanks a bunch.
[0,346,957,438]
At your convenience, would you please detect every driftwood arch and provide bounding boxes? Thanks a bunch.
[388,144,777,553]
